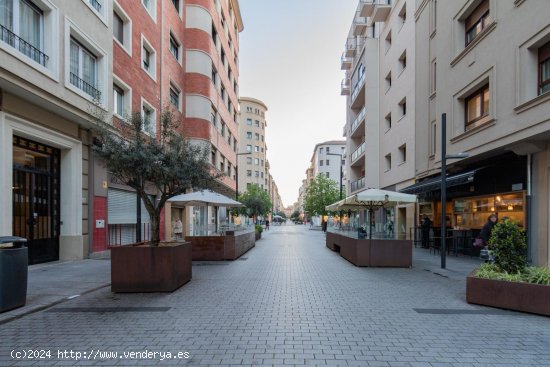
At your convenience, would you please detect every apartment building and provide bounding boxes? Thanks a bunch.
[0,0,113,264]
[341,0,417,237]
[412,0,550,266]
[310,141,346,193]
[237,97,268,192]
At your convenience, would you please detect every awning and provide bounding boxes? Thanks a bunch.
[400,169,480,195]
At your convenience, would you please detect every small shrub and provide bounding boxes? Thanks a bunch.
[474,263,550,285]
[489,220,527,273]
[523,266,550,285]
[255,224,263,233]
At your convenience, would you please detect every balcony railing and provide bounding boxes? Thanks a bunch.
[350,106,366,135]
[341,79,350,96]
[351,71,366,102]
[89,0,102,12]
[351,177,365,192]
[70,72,101,100]
[351,142,366,162]
[341,53,352,70]
[0,24,49,66]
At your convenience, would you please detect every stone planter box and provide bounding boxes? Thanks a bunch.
[326,232,412,268]
[111,241,192,293]
[466,273,550,316]
[255,231,262,241]
[186,230,255,261]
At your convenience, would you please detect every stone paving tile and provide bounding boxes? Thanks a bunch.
[1,225,550,366]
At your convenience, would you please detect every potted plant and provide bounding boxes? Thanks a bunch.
[0,237,28,312]
[467,220,550,316]
[93,109,219,292]
[255,224,263,241]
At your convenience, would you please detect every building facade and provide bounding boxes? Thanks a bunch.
[412,0,550,266]
[310,140,346,193]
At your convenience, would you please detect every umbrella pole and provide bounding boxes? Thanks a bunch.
[369,208,372,240]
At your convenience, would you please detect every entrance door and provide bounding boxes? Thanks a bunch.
[12,136,61,265]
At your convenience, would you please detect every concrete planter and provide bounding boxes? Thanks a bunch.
[111,241,192,293]
[255,231,262,241]
[185,230,255,261]
[0,247,28,312]
[326,232,412,267]
[466,273,550,316]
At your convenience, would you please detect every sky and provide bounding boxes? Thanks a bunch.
[238,0,358,208]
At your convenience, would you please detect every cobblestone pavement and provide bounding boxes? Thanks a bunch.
[1,224,549,366]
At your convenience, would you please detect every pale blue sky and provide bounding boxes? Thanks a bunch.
[238,1,358,207]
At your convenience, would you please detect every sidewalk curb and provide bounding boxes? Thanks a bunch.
[0,283,110,326]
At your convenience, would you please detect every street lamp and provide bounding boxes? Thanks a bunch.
[235,151,252,201]
[440,113,469,269]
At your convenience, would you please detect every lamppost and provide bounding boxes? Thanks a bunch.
[440,113,469,269]
[235,151,252,201]
[327,152,344,227]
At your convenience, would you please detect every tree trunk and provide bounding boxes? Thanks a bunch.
[150,212,161,246]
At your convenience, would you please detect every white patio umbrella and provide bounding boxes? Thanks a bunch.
[343,188,417,240]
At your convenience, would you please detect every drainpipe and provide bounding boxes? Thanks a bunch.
[527,153,532,263]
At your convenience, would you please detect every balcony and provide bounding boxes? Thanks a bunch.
[0,24,49,66]
[350,71,366,107]
[350,177,366,193]
[350,106,366,138]
[371,1,392,23]
[345,38,357,57]
[70,73,101,100]
[351,141,366,165]
[341,79,350,96]
[352,12,368,36]
[360,0,375,17]
[341,53,352,70]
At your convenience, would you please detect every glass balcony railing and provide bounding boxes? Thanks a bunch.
[350,106,366,135]
[351,177,365,192]
[351,71,366,102]
[351,142,366,162]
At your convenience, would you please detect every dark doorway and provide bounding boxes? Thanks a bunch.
[12,136,61,264]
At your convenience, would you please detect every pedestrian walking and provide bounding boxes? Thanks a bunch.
[321,220,327,233]
[265,219,270,230]
[477,213,497,260]
[421,215,432,249]
[173,218,183,240]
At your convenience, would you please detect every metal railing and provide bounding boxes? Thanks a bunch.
[351,141,366,162]
[70,72,101,100]
[0,24,49,66]
[350,106,366,135]
[351,177,365,192]
[89,0,102,12]
[351,71,366,102]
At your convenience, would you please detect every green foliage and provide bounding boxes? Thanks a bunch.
[488,220,527,273]
[475,263,550,285]
[290,210,301,220]
[255,224,263,233]
[303,174,340,217]
[93,109,217,246]
[274,211,287,219]
[239,184,272,219]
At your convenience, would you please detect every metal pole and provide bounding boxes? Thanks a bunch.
[235,163,239,201]
[136,193,142,243]
[440,113,447,269]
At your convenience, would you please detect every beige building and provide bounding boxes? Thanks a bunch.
[0,0,113,264]
[411,0,550,266]
[341,0,417,237]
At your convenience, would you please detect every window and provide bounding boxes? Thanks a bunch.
[246,131,252,139]
[210,148,217,165]
[233,138,237,153]
[326,172,330,178]
[261,172,264,179]
[430,59,437,94]
[169,84,180,110]
[70,38,99,99]
[254,146,259,152]
[246,118,252,125]
[385,31,392,52]
[113,84,124,116]
[247,170,252,177]
[399,98,407,117]
[398,4,406,28]
[399,144,406,163]
[465,85,489,130]
[210,108,217,126]
[113,12,123,43]
[211,65,217,85]
[465,0,491,46]
[227,132,231,146]
[399,50,407,72]
[254,158,259,165]
[261,159,264,166]
[141,99,156,136]
[320,147,324,154]
[219,156,225,172]
[255,171,259,177]
[220,122,225,137]
[539,41,550,95]
[255,133,259,141]
[261,135,264,142]
[326,147,330,153]
[246,157,252,164]
[227,163,231,177]
[385,72,392,91]
[255,120,260,127]
[169,33,180,61]
[319,160,323,167]
[171,0,179,13]
[141,36,156,79]
[326,160,329,166]
[246,144,252,152]
[142,0,156,21]
[430,121,436,156]
[385,154,391,171]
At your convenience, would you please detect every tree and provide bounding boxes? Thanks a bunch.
[290,210,301,221]
[275,211,287,219]
[304,174,340,218]
[93,109,218,246]
[239,184,272,222]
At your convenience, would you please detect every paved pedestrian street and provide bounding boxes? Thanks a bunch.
[2,224,549,367]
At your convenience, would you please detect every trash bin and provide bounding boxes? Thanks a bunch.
[0,236,28,313]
